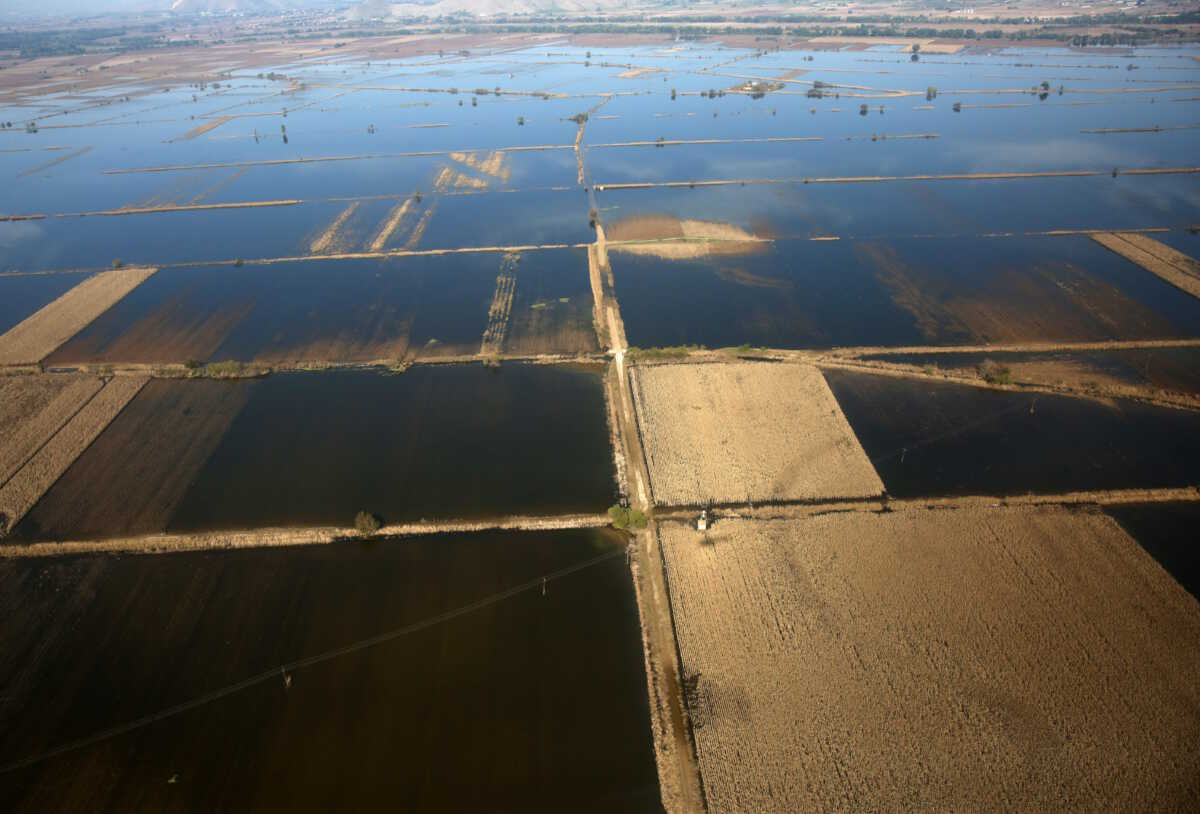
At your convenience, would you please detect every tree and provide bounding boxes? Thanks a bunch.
[517,116,525,126]
[355,511,382,535]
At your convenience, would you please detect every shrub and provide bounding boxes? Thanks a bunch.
[978,360,1012,385]
[355,511,382,535]
[608,504,648,531]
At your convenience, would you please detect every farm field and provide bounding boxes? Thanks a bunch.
[611,235,1200,350]
[1,26,1199,812]
[1107,501,1200,600]
[14,365,615,541]
[630,362,882,506]
[822,367,1200,497]
[660,509,1200,811]
[857,345,1200,404]
[0,528,661,812]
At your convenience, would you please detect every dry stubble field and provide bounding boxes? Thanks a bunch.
[660,507,1200,812]
[630,362,883,506]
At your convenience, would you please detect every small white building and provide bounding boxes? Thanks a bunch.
[696,509,709,532]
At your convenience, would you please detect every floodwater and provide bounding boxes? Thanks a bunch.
[1106,502,1200,600]
[612,235,1200,349]
[822,367,1200,497]
[0,271,88,332]
[16,365,616,540]
[0,529,661,812]
[2,42,1197,353]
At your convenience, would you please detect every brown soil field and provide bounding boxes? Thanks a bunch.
[630,362,883,506]
[169,115,232,143]
[17,379,250,540]
[434,165,489,192]
[405,202,436,249]
[605,216,769,260]
[0,267,156,366]
[367,198,413,252]
[0,375,103,485]
[660,507,1200,812]
[1092,232,1200,300]
[0,376,145,535]
[619,66,664,78]
[449,150,510,182]
[310,202,360,254]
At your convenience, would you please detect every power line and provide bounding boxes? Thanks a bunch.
[0,546,624,776]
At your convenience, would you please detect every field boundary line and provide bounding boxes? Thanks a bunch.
[0,513,611,558]
[652,486,1200,520]
[596,166,1200,190]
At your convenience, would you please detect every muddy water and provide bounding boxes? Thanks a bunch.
[1106,502,1200,601]
[822,368,1200,497]
[166,365,616,532]
[0,529,661,812]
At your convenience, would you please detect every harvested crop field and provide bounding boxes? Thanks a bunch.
[0,376,144,535]
[0,374,104,486]
[630,362,882,506]
[0,528,661,812]
[0,267,156,366]
[660,508,1200,812]
[1091,232,1200,300]
[604,215,768,260]
[823,368,1200,497]
[16,379,251,541]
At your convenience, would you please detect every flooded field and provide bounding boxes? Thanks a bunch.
[0,272,89,333]
[0,529,660,812]
[4,31,1200,811]
[862,345,1200,398]
[613,234,1200,349]
[822,367,1200,497]
[1107,502,1200,600]
[16,365,615,540]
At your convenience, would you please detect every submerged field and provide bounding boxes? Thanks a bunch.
[822,367,1200,497]
[0,529,661,812]
[3,32,1200,812]
[14,365,615,541]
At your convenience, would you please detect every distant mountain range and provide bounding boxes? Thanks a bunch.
[348,0,639,19]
